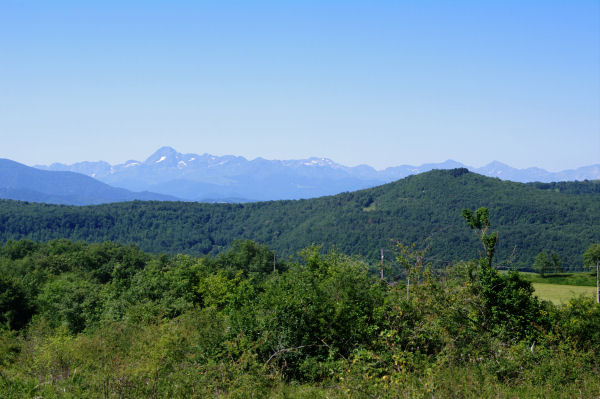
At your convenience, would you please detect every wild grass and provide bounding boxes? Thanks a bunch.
[532,282,596,304]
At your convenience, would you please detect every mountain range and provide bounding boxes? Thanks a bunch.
[0,159,178,205]
[34,146,600,202]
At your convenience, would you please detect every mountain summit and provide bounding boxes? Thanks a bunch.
[145,146,188,166]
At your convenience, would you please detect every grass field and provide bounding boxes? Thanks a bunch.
[532,282,596,304]
[517,271,596,286]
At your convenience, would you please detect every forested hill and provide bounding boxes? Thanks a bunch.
[1,169,598,268]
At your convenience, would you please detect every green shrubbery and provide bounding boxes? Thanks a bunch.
[0,222,599,397]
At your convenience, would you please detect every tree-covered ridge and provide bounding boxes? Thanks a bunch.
[527,179,600,195]
[0,235,599,397]
[0,169,598,269]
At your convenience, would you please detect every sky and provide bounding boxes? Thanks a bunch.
[0,1,598,171]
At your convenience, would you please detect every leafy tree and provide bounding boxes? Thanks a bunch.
[553,296,600,351]
[208,239,281,282]
[533,251,551,276]
[462,207,497,268]
[0,275,33,330]
[533,250,563,276]
[258,248,385,380]
[549,251,562,273]
[583,243,600,303]
[36,273,101,333]
[462,207,542,341]
[0,239,39,260]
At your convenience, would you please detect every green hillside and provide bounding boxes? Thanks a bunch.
[1,169,598,268]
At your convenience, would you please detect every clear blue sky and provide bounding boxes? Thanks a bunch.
[1,0,598,171]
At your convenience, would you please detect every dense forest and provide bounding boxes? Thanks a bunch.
[1,169,598,270]
[527,179,600,195]
[1,207,599,397]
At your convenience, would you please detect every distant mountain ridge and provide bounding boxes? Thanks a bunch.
[0,159,180,205]
[34,146,600,202]
[474,161,600,183]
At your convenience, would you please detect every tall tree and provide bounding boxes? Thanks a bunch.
[533,251,551,277]
[462,207,541,341]
[0,275,33,330]
[461,207,497,268]
[549,251,562,274]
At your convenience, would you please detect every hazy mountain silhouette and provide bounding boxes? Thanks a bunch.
[34,147,600,202]
[0,159,180,205]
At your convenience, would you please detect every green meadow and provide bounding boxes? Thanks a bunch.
[532,282,596,304]
[512,272,597,304]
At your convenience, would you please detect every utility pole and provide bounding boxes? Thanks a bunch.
[380,248,384,280]
[596,259,600,303]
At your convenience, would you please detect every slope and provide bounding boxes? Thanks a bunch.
[0,169,598,268]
